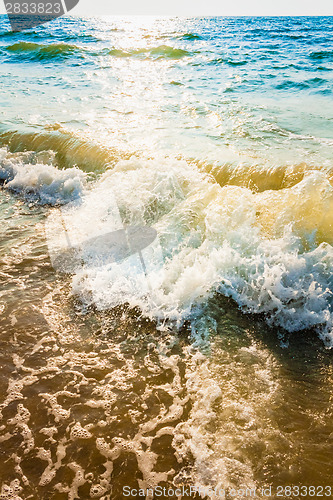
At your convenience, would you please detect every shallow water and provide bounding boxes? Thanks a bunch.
[0,15,332,500]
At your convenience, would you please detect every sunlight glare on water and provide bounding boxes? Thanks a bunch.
[0,15,332,500]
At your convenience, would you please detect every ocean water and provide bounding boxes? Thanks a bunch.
[0,15,332,499]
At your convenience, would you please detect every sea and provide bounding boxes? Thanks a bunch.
[0,15,332,500]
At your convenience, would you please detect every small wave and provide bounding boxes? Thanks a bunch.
[205,161,333,192]
[275,77,330,92]
[108,45,190,59]
[275,80,310,91]
[0,148,86,205]
[5,41,85,60]
[179,33,202,40]
[306,76,329,85]
[0,29,21,38]
[209,57,247,66]
[317,66,333,72]
[309,50,333,61]
[288,33,306,39]
[314,88,332,95]
[0,125,127,172]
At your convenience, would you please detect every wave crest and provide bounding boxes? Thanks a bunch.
[108,45,190,59]
[0,148,86,205]
[5,41,84,60]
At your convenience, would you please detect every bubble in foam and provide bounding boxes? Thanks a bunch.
[70,422,93,440]
[90,483,107,498]
[0,479,23,500]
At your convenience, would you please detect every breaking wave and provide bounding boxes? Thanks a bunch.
[5,41,85,60]
[0,148,86,205]
[3,132,331,344]
[0,125,127,172]
[1,121,333,345]
[107,45,191,59]
[68,157,333,346]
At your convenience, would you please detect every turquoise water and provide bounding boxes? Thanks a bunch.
[0,15,332,500]
[0,16,332,166]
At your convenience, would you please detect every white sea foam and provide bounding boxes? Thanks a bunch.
[3,147,332,344]
[63,157,333,345]
[0,148,86,205]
